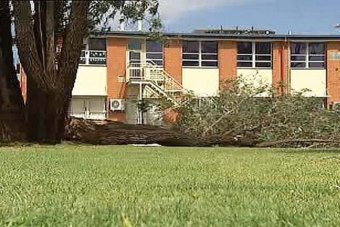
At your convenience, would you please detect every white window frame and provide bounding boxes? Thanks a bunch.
[237,42,272,69]
[146,41,164,67]
[182,41,218,68]
[291,42,325,69]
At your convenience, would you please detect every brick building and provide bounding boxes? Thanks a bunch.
[20,29,340,124]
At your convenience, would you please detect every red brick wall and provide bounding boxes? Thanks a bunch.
[164,39,182,83]
[327,42,340,105]
[219,41,237,87]
[106,37,128,122]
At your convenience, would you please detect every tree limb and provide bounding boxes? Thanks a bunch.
[13,0,54,91]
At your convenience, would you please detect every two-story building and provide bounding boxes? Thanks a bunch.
[19,29,340,124]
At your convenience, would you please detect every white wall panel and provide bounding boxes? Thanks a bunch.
[237,69,273,97]
[72,66,107,96]
[182,68,219,97]
[291,70,327,97]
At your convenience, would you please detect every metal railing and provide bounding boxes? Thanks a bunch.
[80,50,107,65]
[126,60,185,105]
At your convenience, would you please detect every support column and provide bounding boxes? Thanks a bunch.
[272,42,290,95]
[164,39,182,83]
[219,41,237,88]
[106,37,128,122]
[327,42,340,106]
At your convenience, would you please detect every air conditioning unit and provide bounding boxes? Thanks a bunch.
[110,99,125,111]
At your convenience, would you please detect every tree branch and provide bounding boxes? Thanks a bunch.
[13,0,54,91]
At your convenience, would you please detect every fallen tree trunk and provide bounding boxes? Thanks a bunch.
[63,118,340,148]
[64,118,199,146]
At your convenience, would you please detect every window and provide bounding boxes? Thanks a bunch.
[128,39,142,51]
[146,41,163,66]
[182,41,218,67]
[237,42,272,68]
[291,42,325,68]
[88,38,106,51]
[80,40,106,65]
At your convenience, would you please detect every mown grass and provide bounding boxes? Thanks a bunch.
[0,146,340,226]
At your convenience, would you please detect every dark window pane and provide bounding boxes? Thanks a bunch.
[146,53,163,60]
[183,54,199,60]
[291,56,306,61]
[202,61,218,67]
[255,42,271,54]
[309,62,325,68]
[183,61,199,67]
[201,41,218,53]
[309,43,325,55]
[291,62,306,68]
[129,52,141,60]
[309,56,325,61]
[88,38,106,50]
[146,41,163,52]
[238,42,252,54]
[183,41,199,53]
[255,62,271,68]
[237,62,252,67]
[147,60,163,66]
[81,51,86,57]
[128,39,142,50]
[291,43,307,54]
[202,54,218,60]
[256,55,271,61]
[237,55,253,61]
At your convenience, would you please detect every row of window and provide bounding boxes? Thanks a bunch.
[182,41,218,67]
[125,39,327,69]
[181,41,326,69]
[291,43,325,68]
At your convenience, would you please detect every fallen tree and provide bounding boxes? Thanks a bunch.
[160,78,340,148]
[63,118,340,148]
[64,117,199,146]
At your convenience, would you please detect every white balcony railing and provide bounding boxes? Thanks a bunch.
[80,50,107,66]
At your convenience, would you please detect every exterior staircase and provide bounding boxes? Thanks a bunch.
[126,61,185,106]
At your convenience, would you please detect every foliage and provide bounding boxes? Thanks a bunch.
[170,78,340,146]
[0,146,340,226]
[2,0,160,143]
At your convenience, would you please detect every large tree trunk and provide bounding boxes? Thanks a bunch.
[13,1,90,144]
[0,0,25,142]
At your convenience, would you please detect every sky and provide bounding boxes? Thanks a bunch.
[158,0,340,35]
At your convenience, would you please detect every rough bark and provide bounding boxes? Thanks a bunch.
[13,1,90,144]
[0,0,25,142]
[65,118,199,146]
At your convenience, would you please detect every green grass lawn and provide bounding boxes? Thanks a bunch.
[0,146,340,226]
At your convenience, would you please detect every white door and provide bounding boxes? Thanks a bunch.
[87,98,106,120]
[70,99,86,119]
[70,97,106,120]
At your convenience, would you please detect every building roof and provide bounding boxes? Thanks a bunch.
[92,30,340,42]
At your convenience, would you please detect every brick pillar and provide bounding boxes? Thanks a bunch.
[272,42,290,95]
[106,37,128,122]
[219,41,237,88]
[164,39,182,83]
[327,42,340,106]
